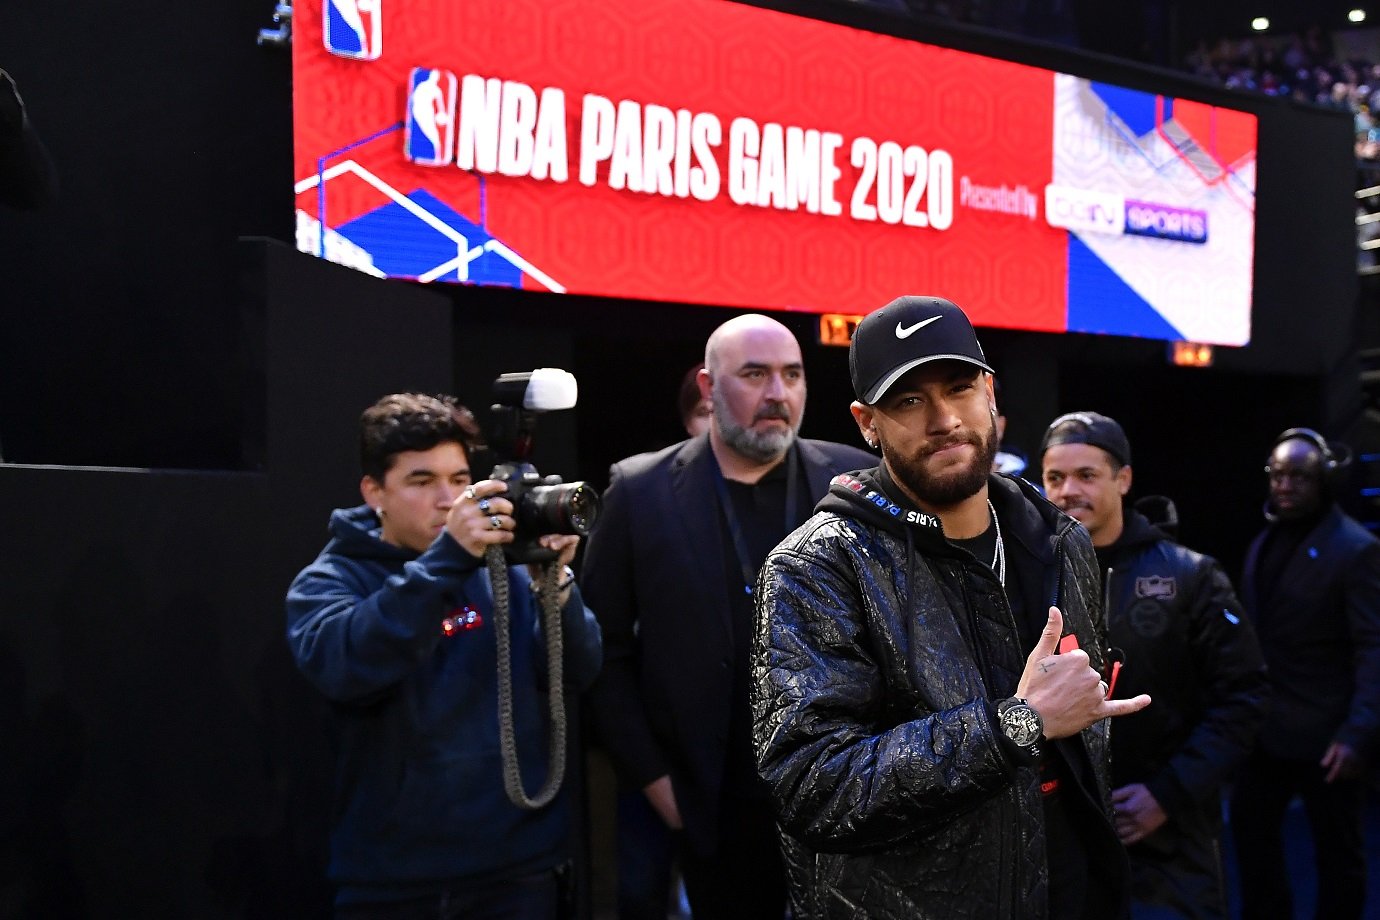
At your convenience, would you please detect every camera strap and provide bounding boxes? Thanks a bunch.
[489,548,566,810]
[710,444,799,596]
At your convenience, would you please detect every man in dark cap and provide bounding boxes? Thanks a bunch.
[752,295,1149,920]
[1231,428,1380,920]
[1041,411,1268,920]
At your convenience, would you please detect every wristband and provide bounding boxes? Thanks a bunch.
[532,565,575,595]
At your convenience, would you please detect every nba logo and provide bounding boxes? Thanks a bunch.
[324,0,382,60]
[405,68,457,167]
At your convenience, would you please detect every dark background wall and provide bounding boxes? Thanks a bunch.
[0,0,1366,915]
[0,0,292,469]
[0,242,457,918]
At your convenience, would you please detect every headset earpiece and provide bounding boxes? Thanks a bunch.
[1269,427,1352,493]
[1272,427,1337,472]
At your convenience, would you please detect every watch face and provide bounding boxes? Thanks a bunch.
[1001,703,1042,748]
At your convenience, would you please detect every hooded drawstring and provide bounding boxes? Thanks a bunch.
[905,525,916,608]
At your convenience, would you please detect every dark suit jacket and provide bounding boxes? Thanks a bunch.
[1241,504,1380,759]
[581,433,875,856]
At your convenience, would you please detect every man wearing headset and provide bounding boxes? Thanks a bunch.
[1230,428,1380,920]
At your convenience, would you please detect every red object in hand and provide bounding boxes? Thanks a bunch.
[1054,632,1122,698]
[1104,659,1123,699]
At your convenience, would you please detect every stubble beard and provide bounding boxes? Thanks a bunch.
[883,423,999,509]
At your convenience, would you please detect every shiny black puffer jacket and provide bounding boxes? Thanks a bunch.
[752,471,1119,920]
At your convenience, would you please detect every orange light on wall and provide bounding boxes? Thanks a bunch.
[1170,341,1214,367]
[819,313,864,347]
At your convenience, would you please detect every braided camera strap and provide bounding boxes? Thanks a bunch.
[487,546,567,810]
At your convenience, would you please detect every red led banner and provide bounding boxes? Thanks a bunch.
[294,0,1257,344]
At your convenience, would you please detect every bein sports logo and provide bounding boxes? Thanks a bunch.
[324,0,382,61]
[406,68,457,167]
[1044,185,1124,236]
[1124,199,1208,245]
[1044,185,1208,245]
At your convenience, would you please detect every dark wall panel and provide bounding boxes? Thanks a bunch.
[0,466,322,919]
[0,241,454,918]
[0,0,292,469]
[1220,98,1359,378]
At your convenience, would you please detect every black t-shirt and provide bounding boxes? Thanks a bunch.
[1094,541,1117,582]
[948,507,1040,648]
[950,522,998,574]
[952,506,1095,920]
[717,449,814,798]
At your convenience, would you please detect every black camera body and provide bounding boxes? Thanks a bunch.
[491,460,600,564]
[489,370,601,564]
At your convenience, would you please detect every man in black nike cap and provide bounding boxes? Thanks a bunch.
[752,295,1148,919]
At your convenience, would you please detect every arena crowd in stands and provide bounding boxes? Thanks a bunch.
[847,0,1380,162]
[1182,27,1380,160]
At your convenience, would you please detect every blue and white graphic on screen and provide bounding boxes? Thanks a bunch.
[337,190,523,286]
[1066,235,1183,340]
[1050,75,1254,345]
[1088,82,1169,139]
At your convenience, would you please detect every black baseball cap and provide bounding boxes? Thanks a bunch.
[849,296,994,405]
[1040,411,1132,468]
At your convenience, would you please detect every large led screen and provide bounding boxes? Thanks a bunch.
[293,0,1258,345]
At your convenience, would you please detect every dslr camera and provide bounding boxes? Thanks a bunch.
[489,369,601,564]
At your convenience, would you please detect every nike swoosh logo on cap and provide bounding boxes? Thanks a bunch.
[895,316,942,338]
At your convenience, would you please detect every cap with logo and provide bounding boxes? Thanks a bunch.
[1039,411,1132,468]
[849,295,995,405]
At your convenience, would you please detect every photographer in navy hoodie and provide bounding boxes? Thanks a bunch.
[286,393,602,919]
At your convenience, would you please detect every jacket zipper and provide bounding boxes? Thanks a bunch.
[957,557,1019,918]
[1048,525,1068,609]
[1103,565,1114,629]
[959,569,993,684]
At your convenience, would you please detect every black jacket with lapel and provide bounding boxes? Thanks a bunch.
[1241,504,1380,759]
[582,433,875,855]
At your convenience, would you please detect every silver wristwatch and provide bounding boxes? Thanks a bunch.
[997,697,1044,756]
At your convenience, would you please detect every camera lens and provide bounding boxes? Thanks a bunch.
[564,483,600,534]
[522,481,602,536]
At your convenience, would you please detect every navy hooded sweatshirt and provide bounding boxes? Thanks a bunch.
[286,505,602,904]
